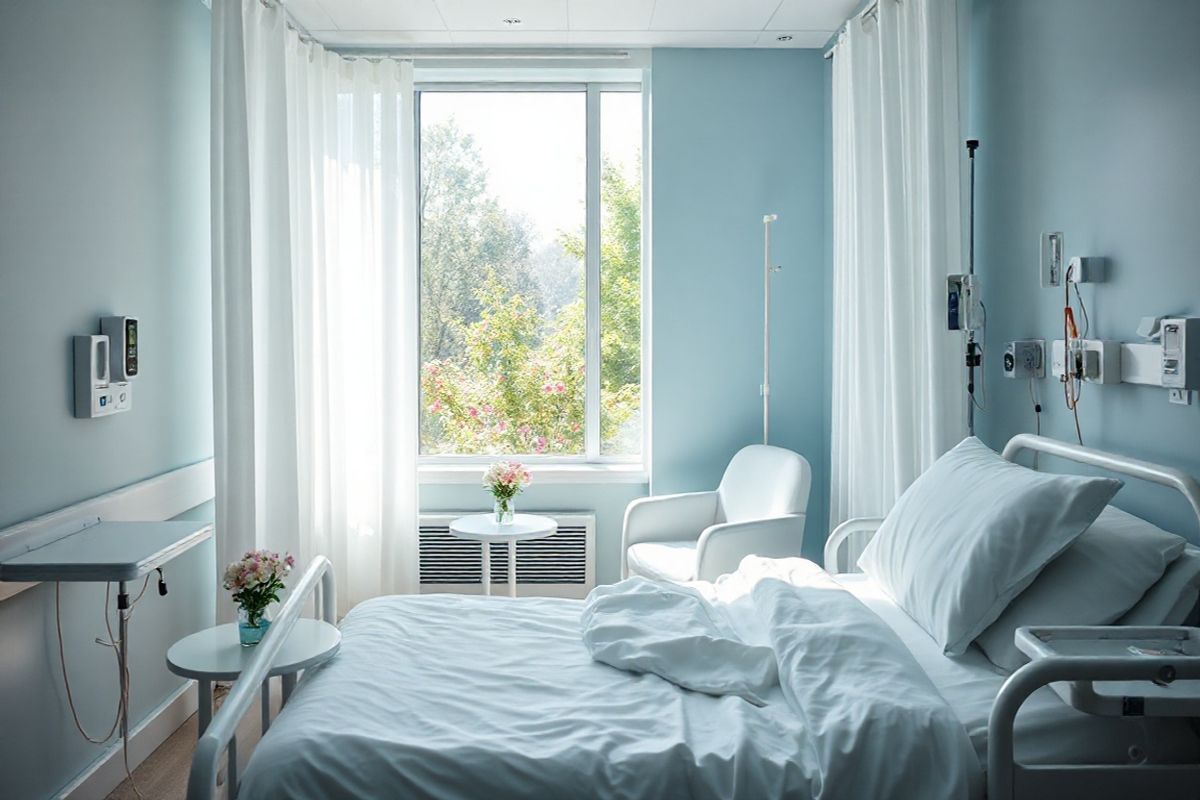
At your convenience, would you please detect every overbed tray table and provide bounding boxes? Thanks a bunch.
[1015,626,1200,717]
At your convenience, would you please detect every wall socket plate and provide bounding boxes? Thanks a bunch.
[1169,388,1193,405]
[1003,339,1045,379]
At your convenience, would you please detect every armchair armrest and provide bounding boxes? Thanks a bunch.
[621,491,719,578]
[823,517,886,574]
[694,514,806,582]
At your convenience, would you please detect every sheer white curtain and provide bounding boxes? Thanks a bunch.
[211,0,418,615]
[830,0,966,532]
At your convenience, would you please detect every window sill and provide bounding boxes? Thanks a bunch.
[418,463,648,485]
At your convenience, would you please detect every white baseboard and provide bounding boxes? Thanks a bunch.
[58,681,199,800]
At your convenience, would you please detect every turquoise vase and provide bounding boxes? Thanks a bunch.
[237,607,270,647]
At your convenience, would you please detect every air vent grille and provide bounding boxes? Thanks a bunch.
[417,513,595,597]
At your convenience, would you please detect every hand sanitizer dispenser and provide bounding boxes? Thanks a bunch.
[74,316,136,418]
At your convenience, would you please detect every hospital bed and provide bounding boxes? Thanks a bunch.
[187,434,1200,799]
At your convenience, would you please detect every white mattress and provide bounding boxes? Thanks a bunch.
[831,572,1200,767]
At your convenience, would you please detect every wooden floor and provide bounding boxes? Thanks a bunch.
[106,685,278,800]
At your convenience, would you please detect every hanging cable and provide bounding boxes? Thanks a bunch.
[970,302,989,412]
[1061,264,1084,445]
[56,582,122,744]
[1028,377,1042,437]
[56,577,151,800]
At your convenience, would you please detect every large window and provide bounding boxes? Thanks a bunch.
[418,84,643,461]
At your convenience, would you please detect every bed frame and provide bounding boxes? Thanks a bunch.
[826,433,1200,800]
[191,434,1200,800]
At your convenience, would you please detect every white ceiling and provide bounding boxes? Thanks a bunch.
[283,0,858,49]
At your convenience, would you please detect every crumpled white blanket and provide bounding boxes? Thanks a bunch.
[581,576,779,705]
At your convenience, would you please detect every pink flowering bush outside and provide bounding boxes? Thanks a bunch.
[222,549,295,628]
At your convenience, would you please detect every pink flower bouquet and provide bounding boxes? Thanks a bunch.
[483,461,531,525]
[223,549,295,645]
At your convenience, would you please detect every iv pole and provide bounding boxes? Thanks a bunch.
[965,139,981,436]
[762,214,782,445]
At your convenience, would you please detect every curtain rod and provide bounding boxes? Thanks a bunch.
[255,0,630,63]
[328,48,632,62]
[261,0,316,44]
[823,0,884,59]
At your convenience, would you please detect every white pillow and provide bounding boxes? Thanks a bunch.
[975,505,1186,671]
[1119,545,1200,626]
[857,437,1122,655]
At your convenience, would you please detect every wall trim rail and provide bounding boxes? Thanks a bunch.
[0,459,215,602]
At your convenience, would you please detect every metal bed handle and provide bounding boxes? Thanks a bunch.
[988,654,1200,800]
[1001,433,1200,534]
[186,555,336,800]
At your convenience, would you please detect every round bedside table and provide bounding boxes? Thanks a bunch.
[166,618,340,736]
[449,513,558,598]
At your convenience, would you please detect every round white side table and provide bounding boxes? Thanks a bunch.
[449,513,558,598]
[166,618,341,736]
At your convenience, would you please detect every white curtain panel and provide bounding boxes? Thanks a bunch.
[211,0,419,615]
[830,0,966,532]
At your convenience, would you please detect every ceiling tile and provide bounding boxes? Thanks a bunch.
[567,29,761,47]
[318,0,447,31]
[649,0,780,31]
[283,0,338,31]
[754,30,834,48]
[566,0,653,31]
[312,29,456,45]
[435,0,569,31]
[448,29,574,44]
[765,0,859,32]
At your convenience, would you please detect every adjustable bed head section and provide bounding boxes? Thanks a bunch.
[826,433,1200,800]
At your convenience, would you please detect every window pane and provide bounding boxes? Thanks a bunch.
[600,91,643,456]
[419,91,586,456]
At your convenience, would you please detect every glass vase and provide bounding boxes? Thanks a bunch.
[237,606,271,647]
[493,496,514,525]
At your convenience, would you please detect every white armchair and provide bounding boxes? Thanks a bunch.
[622,445,812,583]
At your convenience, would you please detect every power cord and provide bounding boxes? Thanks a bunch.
[1061,265,1084,445]
[970,302,989,412]
[56,576,153,800]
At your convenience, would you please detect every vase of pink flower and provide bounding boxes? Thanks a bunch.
[223,549,295,646]
[483,461,531,525]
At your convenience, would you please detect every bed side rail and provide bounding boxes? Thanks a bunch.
[988,650,1200,800]
[186,555,336,800]
[823,517,885,574]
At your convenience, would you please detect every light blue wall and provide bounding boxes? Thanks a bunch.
[0,0,214,796]
[970,0,1200,539]
[650,49,830,559]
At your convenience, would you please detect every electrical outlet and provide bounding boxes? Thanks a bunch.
[1003,340,1045,379]
[1168,388,1193,406]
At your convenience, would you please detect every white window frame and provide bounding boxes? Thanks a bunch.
[414,80,649,474]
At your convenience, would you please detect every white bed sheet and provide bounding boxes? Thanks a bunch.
[831,572,1200,768]
[241,595,818,800]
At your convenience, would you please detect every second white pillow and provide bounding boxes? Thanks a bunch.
[975,505,1186,672]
